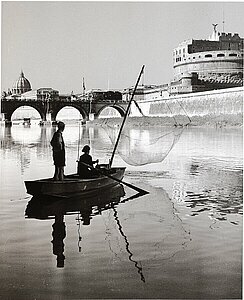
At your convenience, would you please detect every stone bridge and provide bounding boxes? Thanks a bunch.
[1,90,128,123]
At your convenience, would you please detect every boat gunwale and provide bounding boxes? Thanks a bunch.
[25,167,126,184]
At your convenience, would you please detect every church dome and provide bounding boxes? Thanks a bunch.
[12,71,31,95]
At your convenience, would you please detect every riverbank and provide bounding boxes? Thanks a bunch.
[92,114,243,128]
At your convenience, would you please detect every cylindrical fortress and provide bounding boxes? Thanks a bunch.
[172,28,243,83]
[173,50,243,80]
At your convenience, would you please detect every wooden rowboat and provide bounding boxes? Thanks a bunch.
[25,167,126,197]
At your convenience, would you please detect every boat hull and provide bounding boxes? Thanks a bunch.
[25,167,126,196]
[25,184,126,220]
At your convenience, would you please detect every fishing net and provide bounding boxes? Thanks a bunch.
[101,117,184,166]
[100,67,189,166]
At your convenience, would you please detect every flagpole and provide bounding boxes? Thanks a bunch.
[82,77,86,96]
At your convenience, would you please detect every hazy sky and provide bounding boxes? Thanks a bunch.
[1,1,244,94]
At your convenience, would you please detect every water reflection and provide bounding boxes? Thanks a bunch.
[185,188,243,218]
[52,214,66,268]
[0,125,81,174]
[0,126,53,174]
[0,125,82,150]
[112,206,145,282]
[25,184,146,280]
[0,126,14,149]
[172,157,243,225]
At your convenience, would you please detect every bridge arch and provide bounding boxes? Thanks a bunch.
[96,104,126,118]
[51,104,88,121]
[7,104,44,121]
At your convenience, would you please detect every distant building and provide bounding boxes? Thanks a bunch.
[171,24,243,94]
[122,84,169,103]
[5,87,59,101]
[12,71,32,95]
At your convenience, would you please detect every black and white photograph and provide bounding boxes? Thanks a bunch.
[0,1,243,299]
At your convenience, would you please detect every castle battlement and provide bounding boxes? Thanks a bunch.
[171,25,243,93]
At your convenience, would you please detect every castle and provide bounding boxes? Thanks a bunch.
[122,25,243,103]
[171,24,243,94]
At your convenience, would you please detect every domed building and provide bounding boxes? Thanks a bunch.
[12,71,31,95]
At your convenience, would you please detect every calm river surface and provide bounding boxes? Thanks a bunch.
[0,123,242,299]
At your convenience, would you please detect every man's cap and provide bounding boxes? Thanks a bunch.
[82,145,90,152]
[58,121,65,129]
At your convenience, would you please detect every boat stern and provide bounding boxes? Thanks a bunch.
[25,180,43,196]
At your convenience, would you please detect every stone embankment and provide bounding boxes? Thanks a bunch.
[95,86,243,128]
[149,86,243,127]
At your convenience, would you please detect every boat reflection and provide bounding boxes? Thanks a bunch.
[25,184,126,221]
[25,184,147,281]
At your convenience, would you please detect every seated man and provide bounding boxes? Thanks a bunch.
[78,145,99,178]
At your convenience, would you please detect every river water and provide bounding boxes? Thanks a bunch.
[0,123,242,299]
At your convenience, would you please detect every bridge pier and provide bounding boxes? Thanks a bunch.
[5,120,12,126]
[88,113,95,121]
[3,112,12,126]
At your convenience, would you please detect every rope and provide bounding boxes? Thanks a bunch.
[77,116,82,160]
[175,98,192,125]
[165,100,178,126]
[77,213,82,252]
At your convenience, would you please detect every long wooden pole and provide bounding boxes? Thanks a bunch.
[80,162,149,194]
[109,65,145,168]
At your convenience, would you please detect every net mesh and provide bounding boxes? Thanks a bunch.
[101,118,184,166]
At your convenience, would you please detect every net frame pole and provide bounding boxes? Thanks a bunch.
[109,65,145,168]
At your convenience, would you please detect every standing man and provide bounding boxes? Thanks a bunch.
[51,121,65,181]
